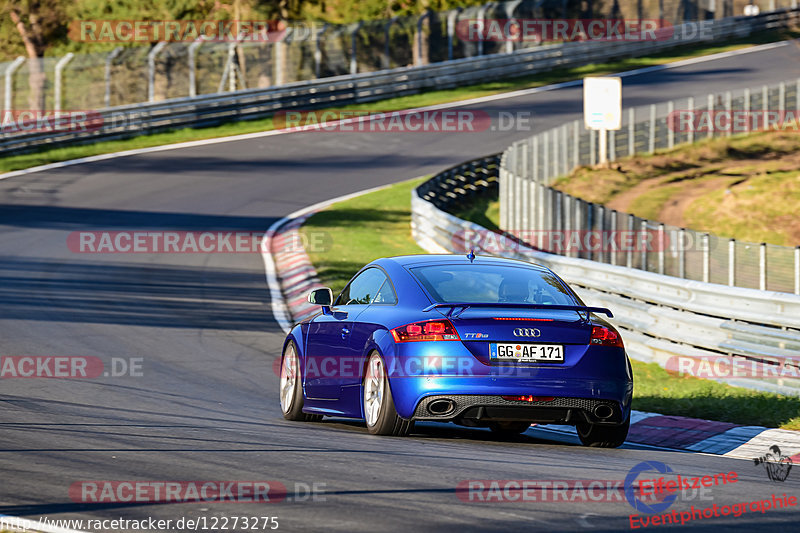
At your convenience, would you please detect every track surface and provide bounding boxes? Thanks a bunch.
[1,43,800,532]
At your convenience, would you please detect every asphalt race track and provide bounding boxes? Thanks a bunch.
[1,42,800,532]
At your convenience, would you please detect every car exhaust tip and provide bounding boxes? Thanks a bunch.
[593,405,614,420]
[428,399,456,415]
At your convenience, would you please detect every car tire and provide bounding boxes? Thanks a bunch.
[489,421,532,437]
[363,352,413,436]
[576,414,629,448]
[279,341,322,422]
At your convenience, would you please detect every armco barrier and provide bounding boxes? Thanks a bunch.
[2,9,798,156]
[411,155,800,396]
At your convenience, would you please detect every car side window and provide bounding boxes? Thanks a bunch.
[335,268,389,306]
[372,279,397,305]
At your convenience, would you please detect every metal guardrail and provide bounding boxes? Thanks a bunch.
[2,9,797,156]
[500,73,800,295]
[412,155,800,397]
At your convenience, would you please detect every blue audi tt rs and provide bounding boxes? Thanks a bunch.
[279,254,633,447]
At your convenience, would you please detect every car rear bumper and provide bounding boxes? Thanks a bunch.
[391,376,633,423]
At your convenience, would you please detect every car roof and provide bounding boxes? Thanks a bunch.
[375,254,550,272]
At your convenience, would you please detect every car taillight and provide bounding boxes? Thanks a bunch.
[391,319,460,343]
[502,395,555,402]
[590,325,624,348]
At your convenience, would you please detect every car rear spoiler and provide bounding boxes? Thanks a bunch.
[422,302,614,318]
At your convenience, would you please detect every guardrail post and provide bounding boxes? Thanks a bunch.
[658,223,665,274]
[795,246,800,295]
[54,53,74,113]
[728,238,736,286]
[760,242,767,291]
[628,108,635,156]
[148,42,167,102]
[351,21,364,74]
[667,100,674,149]
[104,47,122,108]
[707,94,714,139]
[640,220,649,271]
[3,56,25,113]
[648,104,655,153]
[447,8,463,61]
[687,97,694,144]
[627,214,634,268]
[702,233,711,283]
[678,228,686,279]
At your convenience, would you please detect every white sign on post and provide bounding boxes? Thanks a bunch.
[584,76,622,164]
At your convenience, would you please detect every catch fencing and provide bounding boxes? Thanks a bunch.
[500,77,800,294]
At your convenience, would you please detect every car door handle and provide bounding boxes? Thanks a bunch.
[341,327,350,339]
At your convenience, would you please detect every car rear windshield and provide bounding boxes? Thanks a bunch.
[409,264,578,305]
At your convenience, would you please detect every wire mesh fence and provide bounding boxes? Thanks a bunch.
[501,77,800,295]
[3,0,799,113]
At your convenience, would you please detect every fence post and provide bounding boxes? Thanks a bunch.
[561,124,568,175]
[626,215,634,268]
[658,223,665,274]
[415,11,431,66]
[188,38,207,97]
[702,233,710,283]
[667,101,674,148]
[503,0,524,54]
[54,53,74,112]
[573,119,580,168]
[537,184,545,249]
[762,84,768,117]
[314,24,329,77]
[648,104,655,153]
[779,81,786,118]
[3,56,25,113]
[728,238,736,286]
[351,21,364,73]
[743,87,750,132]
[687,97,694,144]
[532,136,539,182]
[610,210,618,266]
[553,128,560,177]
[447,8,463,60]
[609,129,616,162]
[589,129,596,166]
[707,94,714,139]
[597,205,605,263]
[148,42,167,102]
[628,107,635,156]
[104,47,122,108]
[640,220,648,271]
[476,2,492,56]
[724,91,732,137]
[678,229,686,279]
[795,246,800,295]
[543,130,550,181]
[759,242,767,291]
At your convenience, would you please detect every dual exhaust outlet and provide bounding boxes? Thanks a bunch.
[426,398,614,420]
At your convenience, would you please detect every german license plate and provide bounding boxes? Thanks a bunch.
[490,343,564,362]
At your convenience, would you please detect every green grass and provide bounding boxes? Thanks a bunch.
[631,360,800,430]
[297,175,800,429]
[3,28,800,174]
[299,178,426,295]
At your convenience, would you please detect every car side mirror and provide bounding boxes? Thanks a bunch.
[308,287,334,310]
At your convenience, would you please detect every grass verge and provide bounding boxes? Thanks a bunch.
[3,28,800,174]
[299,176,800,430]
